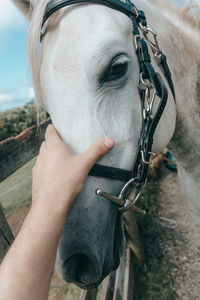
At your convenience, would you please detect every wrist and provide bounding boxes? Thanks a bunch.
[31,189,74,219]
[29,199,69,231]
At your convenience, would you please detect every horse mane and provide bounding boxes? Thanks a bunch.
[27,0,200,107]
[148,0,200,42]
[149,0,200,28]
[28,0,49,111]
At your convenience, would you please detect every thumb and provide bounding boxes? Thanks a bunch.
[45,124,59,139]
[45,124,63,145]
[82,138,114,170]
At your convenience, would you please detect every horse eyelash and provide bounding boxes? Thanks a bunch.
[99,54,130,84]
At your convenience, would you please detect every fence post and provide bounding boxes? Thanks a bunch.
[0,207,14,263]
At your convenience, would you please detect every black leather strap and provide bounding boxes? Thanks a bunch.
[89,164,131,181]
[158,54,176,100]
[42,0,138,27]
[42,0,175,101]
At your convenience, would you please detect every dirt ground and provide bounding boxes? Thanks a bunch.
[5,165,200,300]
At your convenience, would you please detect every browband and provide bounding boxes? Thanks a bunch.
[42,0,138,27]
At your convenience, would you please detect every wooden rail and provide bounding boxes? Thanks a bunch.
[0,118,51,183]
[0,208,14,263]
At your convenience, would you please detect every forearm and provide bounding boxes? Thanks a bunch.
[0,206,67,300]
[0,125,113,300]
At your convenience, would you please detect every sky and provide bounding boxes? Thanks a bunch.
[0,0,192,112]
[0,0,33,111]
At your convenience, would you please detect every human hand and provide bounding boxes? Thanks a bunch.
[32,124,114,215]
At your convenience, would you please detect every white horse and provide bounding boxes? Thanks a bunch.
[12,0,200,289]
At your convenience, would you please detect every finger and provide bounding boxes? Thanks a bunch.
[45,124,73,156]
[45,124,61,144]
[82,138,114,170]
[39,141,47,155]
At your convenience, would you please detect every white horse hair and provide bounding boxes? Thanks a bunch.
[12,0,200,288]
[25,0,200,211]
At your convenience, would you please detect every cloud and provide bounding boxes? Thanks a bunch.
[0,94,14,102]
[0,0,28,31]
[28,87,35,99]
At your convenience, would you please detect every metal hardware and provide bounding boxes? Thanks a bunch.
[141,151,156,165]
[96,177,146,215]
[149,152,156,157]
[139,24,161,56]
[96,189,146,215]
[134,34,141,50]
[139,73,152,89]
[144,87,157,114]
[148,90,156,114]
[139,73,157,115]
[119,201,146,214]
[141,150,152,165]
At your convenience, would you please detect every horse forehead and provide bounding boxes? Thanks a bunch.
[59,4,132,40]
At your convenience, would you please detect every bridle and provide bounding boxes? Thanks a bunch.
[41,0,176,215]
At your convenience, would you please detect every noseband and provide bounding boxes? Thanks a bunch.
[41,0,175,215]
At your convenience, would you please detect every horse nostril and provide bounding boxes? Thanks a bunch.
[64,254,102,284]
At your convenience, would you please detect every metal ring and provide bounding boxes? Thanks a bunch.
[119,178,136,199]
[139,73,152,88]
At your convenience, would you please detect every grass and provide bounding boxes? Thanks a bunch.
[0,157,36,215]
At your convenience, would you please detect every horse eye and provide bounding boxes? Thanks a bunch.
[106,61,128,81]
[99,54,129,84]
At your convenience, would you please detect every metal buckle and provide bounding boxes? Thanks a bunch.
[139,74,157,117]
[96,178,146,215]
[139,24,161,56]
[144,87,157,115]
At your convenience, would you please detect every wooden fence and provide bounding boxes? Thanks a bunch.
[0,118,51,262]
[0,119,143,299]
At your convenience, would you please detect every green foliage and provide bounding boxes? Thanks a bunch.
[0,100,49,141]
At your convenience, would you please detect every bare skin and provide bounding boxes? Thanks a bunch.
[0,124,114,300]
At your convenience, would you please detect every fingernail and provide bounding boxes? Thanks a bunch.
[104,138,114,149]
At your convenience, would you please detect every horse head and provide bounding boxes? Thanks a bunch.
[12,0,176,289]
